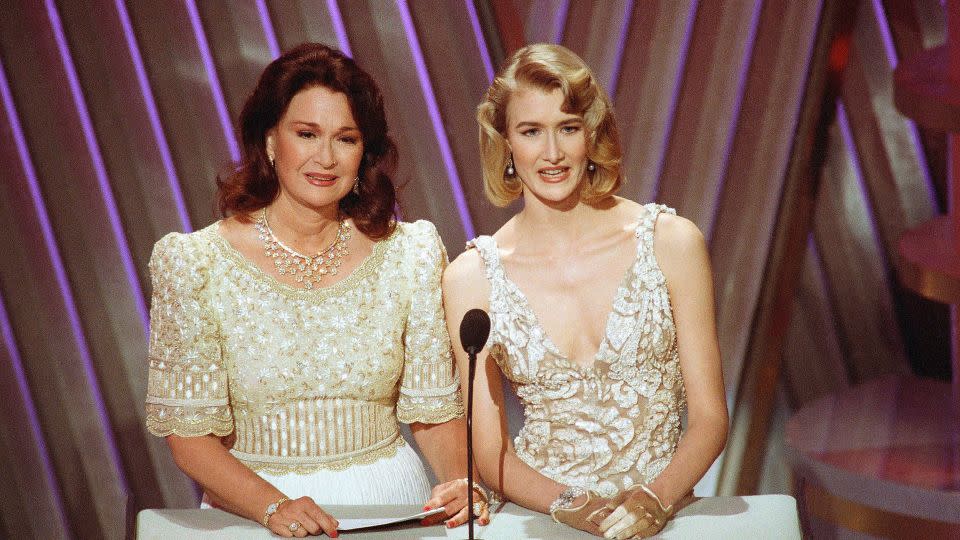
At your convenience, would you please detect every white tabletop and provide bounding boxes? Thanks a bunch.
[137,495,800,539]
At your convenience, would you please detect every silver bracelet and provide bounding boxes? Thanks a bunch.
[549,486,587,515]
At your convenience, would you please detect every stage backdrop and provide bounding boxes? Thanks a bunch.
[0,1,949,538]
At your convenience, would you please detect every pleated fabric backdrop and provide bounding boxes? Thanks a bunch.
[0,1,949,538]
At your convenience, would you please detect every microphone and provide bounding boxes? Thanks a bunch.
[458,308,490,540]
[459,308,491,355]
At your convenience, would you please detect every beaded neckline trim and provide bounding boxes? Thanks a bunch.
[204,222,395,301]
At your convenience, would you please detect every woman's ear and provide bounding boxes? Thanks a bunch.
[265,130,276,162]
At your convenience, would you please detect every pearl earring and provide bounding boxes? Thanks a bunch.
[506,156,515,176]
[587,161,596,172]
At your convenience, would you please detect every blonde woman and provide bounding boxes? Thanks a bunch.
[442,44,727,539]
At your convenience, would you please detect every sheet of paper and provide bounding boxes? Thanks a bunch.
[336,506,446,531]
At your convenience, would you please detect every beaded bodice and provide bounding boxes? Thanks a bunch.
[145,220,463,474]
[467,203,685,497]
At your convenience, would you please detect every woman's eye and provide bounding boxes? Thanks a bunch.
[521,128,540,137]
[339,136,359,145]
[297,131,316,139]
[561,125,581,134]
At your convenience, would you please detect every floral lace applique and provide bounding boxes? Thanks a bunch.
[467,203,685,497]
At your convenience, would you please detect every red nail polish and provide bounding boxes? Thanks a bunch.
[423,505,431,511]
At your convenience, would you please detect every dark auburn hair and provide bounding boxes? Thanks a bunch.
[217,42,397,238]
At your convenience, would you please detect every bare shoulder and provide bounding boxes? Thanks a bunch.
[654,212,705,249]
[652,213,710,280]
[442,247,491,316]
[444,248,486,289]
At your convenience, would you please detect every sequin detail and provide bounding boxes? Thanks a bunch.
[145,220,464,473]
[467,203,685,497]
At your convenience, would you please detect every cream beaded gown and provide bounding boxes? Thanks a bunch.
[145,220,463,505]
[467,203,686,498]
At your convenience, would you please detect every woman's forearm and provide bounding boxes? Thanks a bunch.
[166,434,285,522]
[646,412,728,507]
[411,417,469,483]
[477,445,568,513]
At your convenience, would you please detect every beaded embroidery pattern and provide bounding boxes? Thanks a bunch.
[467,203,686,497]
[145,220,464,474]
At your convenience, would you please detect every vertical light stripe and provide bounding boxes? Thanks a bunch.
[0,53,129,494]
[552,0,571,44]
[395,0,476,240]
[703,0,763,238]
[184,0,241,160]
[871,0,899,67]
[114,0,192,232]
[871,0,937,206]
[649,0,699,199]
[0,292,69,530]
[606,0,636,92]
[326,0,353,57]
[836,102,890,267]
[465,0,495,82]
[45,0,150,331]
[255,0,282,59]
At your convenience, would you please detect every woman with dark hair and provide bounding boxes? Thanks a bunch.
[145,43,487,537]
[443,44,727,539]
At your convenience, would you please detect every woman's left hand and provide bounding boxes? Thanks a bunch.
[421,478,490,528]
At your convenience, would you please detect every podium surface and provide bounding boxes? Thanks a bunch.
[137,495,799,539]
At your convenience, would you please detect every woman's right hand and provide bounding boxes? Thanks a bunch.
[266,496,339,538]
[551,492,614,537]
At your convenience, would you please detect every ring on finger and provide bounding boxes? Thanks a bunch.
[472,501,488,517]
[288,521,301,532]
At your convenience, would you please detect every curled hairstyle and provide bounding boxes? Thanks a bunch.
[476,44,622,207]
[217,42,397,238]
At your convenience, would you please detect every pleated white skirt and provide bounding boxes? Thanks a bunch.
[204,442,432,507]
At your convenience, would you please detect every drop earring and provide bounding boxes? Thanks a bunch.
[268,154,275,168]
[506,156,515,176]
[352,176,360,195]
[587,161,596,172]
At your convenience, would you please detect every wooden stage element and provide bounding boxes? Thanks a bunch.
[785,375,960,537]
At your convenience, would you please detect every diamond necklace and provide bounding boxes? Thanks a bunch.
[254,208,352,290]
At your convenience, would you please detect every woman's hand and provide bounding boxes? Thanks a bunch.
[421,478,490,529]
[551,491,614,537]
[597,485,674,539]
[265,496,339,538]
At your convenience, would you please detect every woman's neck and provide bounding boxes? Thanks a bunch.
[264,195,341,253]
[511,198,609,251]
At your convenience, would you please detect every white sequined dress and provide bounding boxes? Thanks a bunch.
[145,220,463,504]
[467,203,686,497]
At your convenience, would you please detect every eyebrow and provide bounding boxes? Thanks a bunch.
[513,118,583,129]
[290,120,360,132]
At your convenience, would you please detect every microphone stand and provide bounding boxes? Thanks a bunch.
[459,308,489,540]
[466,346,477,540]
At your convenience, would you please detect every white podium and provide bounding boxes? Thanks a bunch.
[136,495,800,539]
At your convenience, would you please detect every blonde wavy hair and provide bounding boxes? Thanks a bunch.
[476,43,622,207]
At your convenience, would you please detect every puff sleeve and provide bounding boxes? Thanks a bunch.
[145,233,233,437]
[396,221,465,424]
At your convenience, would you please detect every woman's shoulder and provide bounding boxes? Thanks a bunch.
[446,245,485,284]
[149,222,221,275]
[647,207,708,280]
[394,218,439,241]
[392,219,444,254]
[645,206,700,245]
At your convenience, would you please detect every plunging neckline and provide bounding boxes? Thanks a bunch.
[484,225,643,373]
